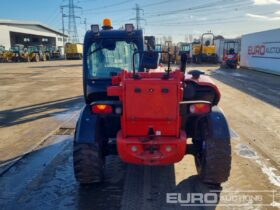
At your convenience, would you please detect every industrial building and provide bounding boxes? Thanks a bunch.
[0,19,67,49]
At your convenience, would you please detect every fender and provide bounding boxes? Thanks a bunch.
[206,106,230,140]
[185,74,221,105]
[74,104,99,144]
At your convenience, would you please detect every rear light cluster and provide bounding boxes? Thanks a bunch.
[189,103,211,114]
[91,104,122,114]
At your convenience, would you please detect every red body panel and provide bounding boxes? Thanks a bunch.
[108,70,187,165]
[124,79,179,136]
[117,130,187,165]
[107,70,219,165]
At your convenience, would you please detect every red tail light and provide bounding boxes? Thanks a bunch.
[91,104,113,114]
[189,103,211,114]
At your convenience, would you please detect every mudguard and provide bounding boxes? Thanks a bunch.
[184,74,221,105]
[206,106,230,140]
[74,104,98,144]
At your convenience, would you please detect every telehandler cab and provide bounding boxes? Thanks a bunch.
[73,19,231,186]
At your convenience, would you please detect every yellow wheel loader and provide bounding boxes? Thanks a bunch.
[9,44,29,62]
[0,45,7,62]
[28,45,46,62]
[192,33,218,64]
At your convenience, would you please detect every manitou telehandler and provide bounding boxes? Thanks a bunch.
[73,19,231,186]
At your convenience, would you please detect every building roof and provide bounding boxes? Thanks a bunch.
[0,19,68,37]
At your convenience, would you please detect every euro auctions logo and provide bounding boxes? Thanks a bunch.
[166,190,278,207]
[248,42,280,58]
[248,45,266,56]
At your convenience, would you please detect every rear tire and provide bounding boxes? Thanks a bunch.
[193,118,231,185]
[73,143,104,184]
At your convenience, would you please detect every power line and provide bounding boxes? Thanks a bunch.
[83,0,132,12]
[141,0,173,8]
[146,2,253,24]
[147,10,279,27]
[145,0,244,18]
[77,0,100,3]
[144,0,250,15]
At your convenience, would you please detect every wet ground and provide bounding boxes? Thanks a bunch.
[0,61,279,210]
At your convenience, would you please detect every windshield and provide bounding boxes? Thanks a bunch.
[10,47,20,52]
[28,46,39,53]
[182,45,190,51]
[87,40,139,78]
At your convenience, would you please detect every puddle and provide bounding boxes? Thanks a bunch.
[236,144,258,159]
[236,144,280,188]
[231,72,246,77]
[230,128,239,139]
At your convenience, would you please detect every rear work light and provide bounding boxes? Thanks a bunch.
[125,23,134,32]
[91,104,113,114]
[189,103,211,114]
[91,24,99,33]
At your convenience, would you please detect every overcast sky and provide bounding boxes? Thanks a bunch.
[1,0,280,42]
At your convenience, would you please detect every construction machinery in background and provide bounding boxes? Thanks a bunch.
[155,44,162,51]
[177,42,192,71]
[192,33,218,64]
[144,36,156,51]
[178,42,192,64]
[221,40,239,69]
[44,45,62,60]
[44,45,53,61]
[8,44,29,62]
[28,45,47,62]
[65,43,83,60]
[162,41,177,64]
[0,45,7,62]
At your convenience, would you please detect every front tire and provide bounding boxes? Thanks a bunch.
[193,117,231,185]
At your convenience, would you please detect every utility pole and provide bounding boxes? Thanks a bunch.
[130,4,145,29]
[60,6,66,45]
[61,0,82,43]
[83,18,87,33]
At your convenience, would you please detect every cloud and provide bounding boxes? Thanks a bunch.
[253,0,280,5]
[276,10,280,14]
[247,13,267,19]
[246,13,280,20]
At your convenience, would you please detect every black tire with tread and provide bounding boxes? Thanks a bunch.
[73,142,104,184]
[193,118,231,185]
